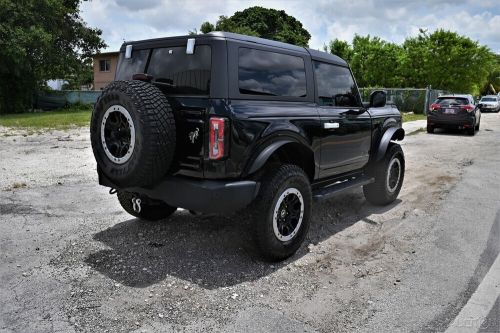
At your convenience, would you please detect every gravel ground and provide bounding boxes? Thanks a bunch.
[1,114,499,333]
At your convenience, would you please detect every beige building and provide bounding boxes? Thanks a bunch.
[93,51,119,90]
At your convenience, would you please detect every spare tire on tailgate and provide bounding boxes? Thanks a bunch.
[90,80,176,187]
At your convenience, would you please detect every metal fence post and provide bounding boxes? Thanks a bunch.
[423,85,430,115]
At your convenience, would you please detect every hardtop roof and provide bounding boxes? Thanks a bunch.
[120,31,348,67]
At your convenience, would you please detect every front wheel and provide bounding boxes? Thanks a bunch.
[117,191,177,221]
[249,164,312,261]
[363,144,405,206]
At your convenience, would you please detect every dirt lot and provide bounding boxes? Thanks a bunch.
[1,114,499,332]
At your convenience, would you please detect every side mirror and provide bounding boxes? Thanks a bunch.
[370,90,387,108]
[477,103,482,108]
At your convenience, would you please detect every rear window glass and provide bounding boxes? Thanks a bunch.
[115,49,150,81]
[147,45,211,95]
[435,98,468,106]
[238,48,307,97]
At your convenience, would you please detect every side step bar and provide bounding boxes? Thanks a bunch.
[312,175,374,202]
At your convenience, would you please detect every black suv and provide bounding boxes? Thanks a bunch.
[427,94,481,135]
[91,32,405,261]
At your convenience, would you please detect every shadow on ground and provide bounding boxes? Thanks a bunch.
[85,190,400,289]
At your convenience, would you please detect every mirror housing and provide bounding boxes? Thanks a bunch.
[370,90,387,108]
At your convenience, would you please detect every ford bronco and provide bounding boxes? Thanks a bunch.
[90,32,405,261]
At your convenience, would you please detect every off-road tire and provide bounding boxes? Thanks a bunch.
[117,191,177,221]
[363,144,405,206]
[249,164,312,262]
[467,126,476,136]
[90,80,176,187]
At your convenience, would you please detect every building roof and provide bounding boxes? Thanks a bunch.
[93,51,120,57]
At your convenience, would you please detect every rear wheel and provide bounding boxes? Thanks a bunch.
[117,191,177,221]
[427,125,434,133]
[249,164,312,261]
[475,119,480,131]
[364,144,405,206]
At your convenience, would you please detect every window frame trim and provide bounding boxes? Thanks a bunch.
[99,59,111,72]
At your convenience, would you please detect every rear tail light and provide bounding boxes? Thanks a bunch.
[209,117,226,160]
[429,103,440,112]
[462,105,474,112]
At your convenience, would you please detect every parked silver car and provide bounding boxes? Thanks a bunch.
[478,95,500,113]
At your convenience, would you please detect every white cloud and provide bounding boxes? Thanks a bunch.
[80,0,500,53]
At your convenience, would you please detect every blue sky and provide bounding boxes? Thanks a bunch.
[80,0,500,53]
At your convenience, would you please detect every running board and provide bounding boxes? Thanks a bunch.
[312,176,374,202]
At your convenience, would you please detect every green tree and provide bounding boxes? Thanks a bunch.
[0,0,105,113]
[481,54,500,95]
[348,35,404,88]
[324,39,353,62]
[197,7,311,47]
[401,29,495,94]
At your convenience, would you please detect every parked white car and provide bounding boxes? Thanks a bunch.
[479,95,500,113]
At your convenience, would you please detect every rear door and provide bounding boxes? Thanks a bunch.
[313,62,372,178]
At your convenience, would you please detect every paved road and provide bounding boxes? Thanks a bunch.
[0,113,499,332]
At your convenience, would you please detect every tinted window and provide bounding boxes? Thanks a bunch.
[115,49,149,81]
[313,62,360,107]
[436,98,469,106]
[147,45,211,95]
[481,97,497,102]
[238,48,306,97]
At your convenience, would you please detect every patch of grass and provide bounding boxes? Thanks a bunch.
[0,105,92,129]
[402,112,426,122]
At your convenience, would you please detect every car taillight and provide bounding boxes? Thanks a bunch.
[429,103,440,112]
[463,105,474,112]
[209,117,226,160]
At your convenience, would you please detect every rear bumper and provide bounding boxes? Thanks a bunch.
[427,114,474,127]
[480,106,499,112]
[99,172,259,214]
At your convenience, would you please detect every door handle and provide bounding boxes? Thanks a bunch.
[324,122,340,129]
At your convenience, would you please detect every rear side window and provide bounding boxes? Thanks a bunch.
[238,48,307,97]
[147,45,211,95]
[436,98,468,106]
[314,61,360,107]
[115,49,150,81]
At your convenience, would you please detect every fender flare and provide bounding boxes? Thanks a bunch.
[246,139,294,175]
[376,127,405,161]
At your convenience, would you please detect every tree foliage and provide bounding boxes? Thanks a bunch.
[325,29,496,94]
[325,36,403,87]
[198,6,311,47]
[401,29,494,93]
[480,54,500,95]
[0,0,105,113]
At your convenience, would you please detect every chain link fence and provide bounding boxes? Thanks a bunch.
[359,87,448,114]
[35,90,101,110]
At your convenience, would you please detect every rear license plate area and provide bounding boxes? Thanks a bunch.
[444,108,456,114]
